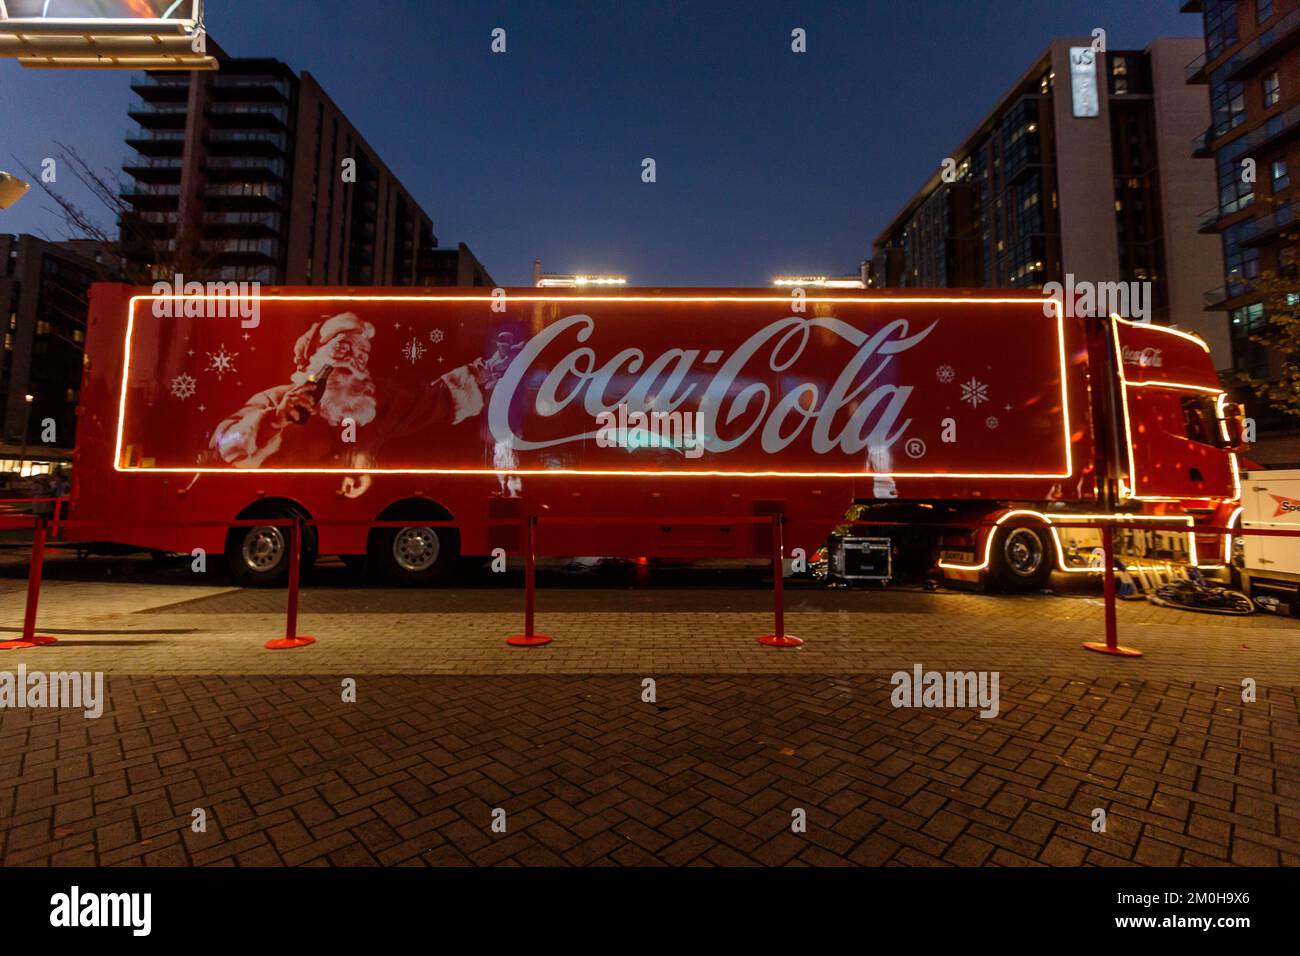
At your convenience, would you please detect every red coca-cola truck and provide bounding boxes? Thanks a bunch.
[66,284,1246,589]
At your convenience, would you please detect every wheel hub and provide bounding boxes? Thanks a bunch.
[1004,528,1044,576]
[393,526,440,572]
[243,526,285,572]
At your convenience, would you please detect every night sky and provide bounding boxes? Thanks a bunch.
[1,0,1196,286]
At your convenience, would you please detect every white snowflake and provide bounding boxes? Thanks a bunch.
[429,328,445,345]
[985,416,999,430]
[170,373,197,400]
[960,377,989,408]
[206,345,238,380]
[401,336,427,364]
[936,364,955,384]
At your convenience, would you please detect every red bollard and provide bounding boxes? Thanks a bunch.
[266,517,316,650]
[1083,521,1142,658]
[758,514,802,648]
[507,515,552,647]
[1,517,58,650]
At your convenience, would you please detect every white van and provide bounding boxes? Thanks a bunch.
[1237,470,1300,616]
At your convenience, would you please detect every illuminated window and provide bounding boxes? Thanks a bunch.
[1272,158,1290,192]
[1263,72,1280,108]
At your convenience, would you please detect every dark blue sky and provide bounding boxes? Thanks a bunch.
[1,0,1197,286]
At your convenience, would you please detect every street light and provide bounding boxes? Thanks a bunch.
[0,170,31,210]
[18,393,33,477]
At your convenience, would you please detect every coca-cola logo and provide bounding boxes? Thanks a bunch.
[487,314,937,458]
[1122,345,1163,368]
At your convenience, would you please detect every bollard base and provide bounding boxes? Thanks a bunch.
[506,633,553,647]
[0,635,55,649]
[757,634,803,648]
[265,636,317,650]
[1082,641,1142,658]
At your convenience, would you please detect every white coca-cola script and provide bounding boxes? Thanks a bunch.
[487,314,937,458]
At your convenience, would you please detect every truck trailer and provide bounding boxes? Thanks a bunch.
[65,284,1246,589]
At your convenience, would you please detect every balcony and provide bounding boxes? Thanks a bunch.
[204,129,289,156]
[124,126,186,156]
[1185,51,1208,84]
[126,97,188,129]
[1241,103,1300,160]
[122,153,183,183]
[204,183,285,208]
[204,156,286,182]
[201,211,284,237]
[198,238,282,262]
[1204,279,1254,310]
[206,102,290,130]
[1225,8,1300,81]
[208,75,291,102]
[119,182,182,208]
[1242,203,1297,248]
[1197,206,1223,233]
[131,211,181,225]
[1191,126,1215,158]
[129,74,190,102]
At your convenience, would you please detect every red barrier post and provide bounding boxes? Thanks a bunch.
[1083,521,1142,658]
[1,517,57,650]
[266,516,316,650]
[507,514,552,647]
[758,514,802,648]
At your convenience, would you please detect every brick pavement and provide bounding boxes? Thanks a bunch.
[1,567,1298,866]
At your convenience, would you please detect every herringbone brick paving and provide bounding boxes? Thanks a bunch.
[1,567,1298,866]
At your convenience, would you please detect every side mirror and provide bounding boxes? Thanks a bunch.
[1218,402,1247,451]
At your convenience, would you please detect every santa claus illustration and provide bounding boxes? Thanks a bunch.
[209,314,526,492]
[211,312,377,468]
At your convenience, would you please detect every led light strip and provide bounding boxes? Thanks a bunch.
[115,293,1077,479]
[937,509,1200,574]
[1109,315,1240,504]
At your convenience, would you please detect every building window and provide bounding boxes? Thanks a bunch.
[1263,71,1280,108]
[1257,0,1273,24]
[1209,69,1248,136]
[1205,1,1241,61]
[1272,158,1290,192]
[1217,139,1256,213]
[1223,219,1261,294]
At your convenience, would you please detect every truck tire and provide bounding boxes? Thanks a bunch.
[225,504,317,587]
[987,525,1053,592]
[368,524,459,585]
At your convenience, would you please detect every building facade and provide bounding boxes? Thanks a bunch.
[872,37,1228,369]
[0,236,119,469]
[121,42,491,287]
[1184,0,1300,466]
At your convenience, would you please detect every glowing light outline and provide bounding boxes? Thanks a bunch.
[115,292,1077,479]
[1110,315,1240,504]
[936,508,1201,574]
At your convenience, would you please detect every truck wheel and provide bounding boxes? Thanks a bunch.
[225,505,316,587]
[369,524,459,585]
[988,525,1053,592]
